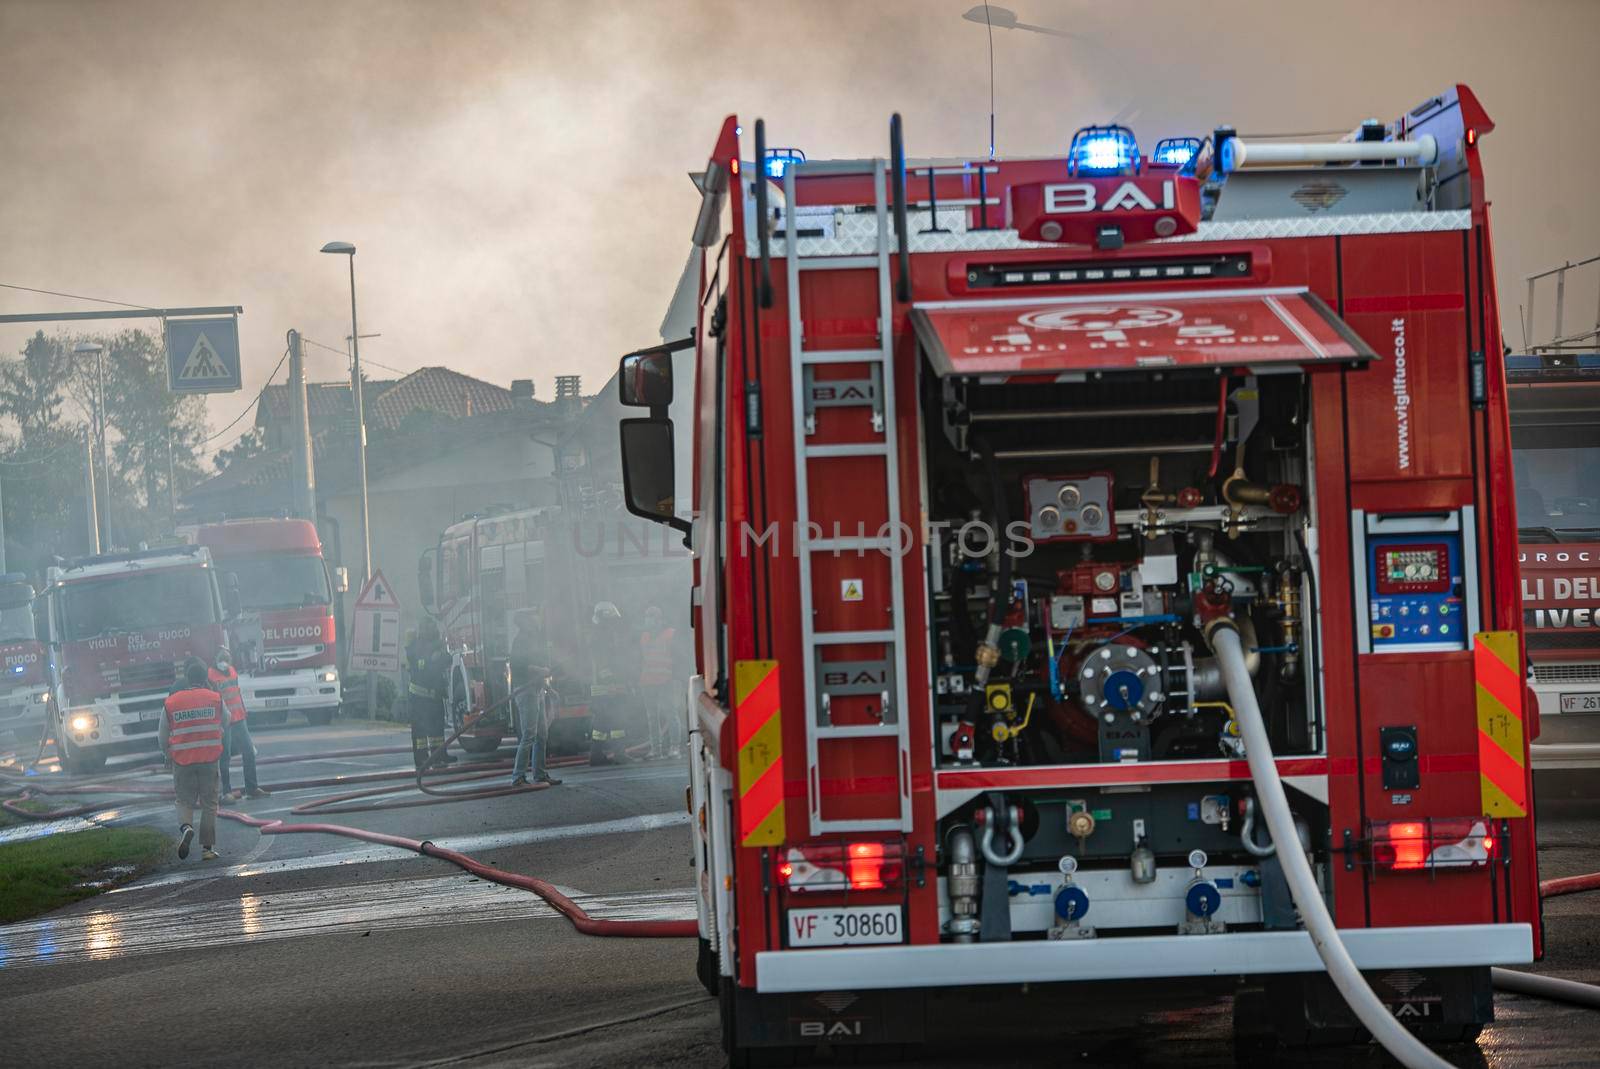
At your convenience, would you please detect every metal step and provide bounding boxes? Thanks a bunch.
[812,629,896,646]
[800,349,883,365]
[804,442,888,459]
[807,536,897,553]
[814,723,901,740]
[797,255,879,271]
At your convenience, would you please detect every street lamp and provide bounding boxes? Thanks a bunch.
[320,241,371,585]
[72,340,111,550]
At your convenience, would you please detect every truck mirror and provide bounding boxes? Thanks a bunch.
[618,338,691,408]
[333,565,350,594]
[224,586,243,618]
[224,571,240,590]
[417,550,437,615]
[620,418,689,535]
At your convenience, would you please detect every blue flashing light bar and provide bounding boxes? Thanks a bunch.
[1153,137,1202,173]
[763,147,806,178]
[1068,125,1140,177]
[1505,353,1600,371]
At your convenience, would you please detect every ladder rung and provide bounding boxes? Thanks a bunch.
[800,349,883,365]
[812,629,896,645]
[811,818,905,833]
[815,724,900,739]
[805,442,888,459]
[794,160,882,177]
[797,255,878,271]
[808,537,895,553]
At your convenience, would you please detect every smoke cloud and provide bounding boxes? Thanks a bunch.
[1,0,1595,450]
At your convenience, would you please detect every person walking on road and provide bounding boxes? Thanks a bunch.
[213,650,270,802]
[405,618,455,773]
[638,605,682,758]
[509,609,560,788]
[159,658,226,861]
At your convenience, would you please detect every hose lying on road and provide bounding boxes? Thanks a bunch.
[1209,622,1453,1069]
[1492,968,1600,1008]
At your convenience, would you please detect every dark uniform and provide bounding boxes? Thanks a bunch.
[588,603,633,765]
[405,623,453,772]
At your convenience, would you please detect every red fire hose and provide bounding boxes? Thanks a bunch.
[0,691,696,939]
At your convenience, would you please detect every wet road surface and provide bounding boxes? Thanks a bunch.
[1,724,1598,1067]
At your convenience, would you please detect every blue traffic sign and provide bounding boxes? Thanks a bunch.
[166,316,242,393]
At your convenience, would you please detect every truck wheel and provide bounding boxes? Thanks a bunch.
[720,978,798,1068]
[459,734,501,754]
[305,710,334,727]
[696,936,719,997]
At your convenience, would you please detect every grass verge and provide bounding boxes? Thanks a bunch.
[0,827,170,923]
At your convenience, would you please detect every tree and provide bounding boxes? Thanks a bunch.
[214,428,267,473]
[0,332,72,443]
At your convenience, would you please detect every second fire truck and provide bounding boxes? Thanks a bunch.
[620,85,1538,1060]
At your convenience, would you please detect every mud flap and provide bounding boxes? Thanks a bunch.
[1252,966,1492,1045]
[724,981,927,1050]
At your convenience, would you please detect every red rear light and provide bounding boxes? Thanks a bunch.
[1370,818,1495,871]
[781,841,905,893]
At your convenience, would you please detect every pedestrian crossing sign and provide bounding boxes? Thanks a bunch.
[165,316,242,394]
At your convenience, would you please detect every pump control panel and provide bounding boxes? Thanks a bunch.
[1367,533,1466,651]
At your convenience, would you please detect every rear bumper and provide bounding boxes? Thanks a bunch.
[240,667,341,715]
[754,923,1533,994]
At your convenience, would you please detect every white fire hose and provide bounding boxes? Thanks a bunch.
[1208,621,1452,1069]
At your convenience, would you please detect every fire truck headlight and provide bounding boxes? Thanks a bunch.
[318,669,338,684]
[69,712,97,733]
[32,689,51,704]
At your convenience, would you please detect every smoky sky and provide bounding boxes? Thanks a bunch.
[2,0,1597,454]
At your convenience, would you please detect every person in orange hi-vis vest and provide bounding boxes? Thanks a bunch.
[211,650,269,802]
[637,605,682,758]
[159,658,226,861]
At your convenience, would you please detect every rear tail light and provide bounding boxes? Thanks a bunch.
[1370,818,1496,871]
[780,841,905,893]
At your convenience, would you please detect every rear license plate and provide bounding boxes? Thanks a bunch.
[263,697,291,709]
[787,905,902,948]
[1559,692,1600,713]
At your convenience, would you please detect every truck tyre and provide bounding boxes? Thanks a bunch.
[720,978,798,1068]
[459,734,501,754]
[696,936,719,997]
[305,710,334,727]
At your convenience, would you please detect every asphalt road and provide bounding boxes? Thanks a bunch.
[1,724,1598,1068]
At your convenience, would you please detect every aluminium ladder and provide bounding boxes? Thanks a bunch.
[782,160,914,835]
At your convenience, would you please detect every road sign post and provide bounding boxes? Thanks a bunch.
[350,570,402,717]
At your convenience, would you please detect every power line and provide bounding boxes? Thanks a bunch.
[300,335,412,377]
[200,346,288,449]
[0,282,154,310]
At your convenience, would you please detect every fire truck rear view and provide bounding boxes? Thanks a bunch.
[618,85,1536,1061]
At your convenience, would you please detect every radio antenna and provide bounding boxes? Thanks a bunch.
[983,2,996,158]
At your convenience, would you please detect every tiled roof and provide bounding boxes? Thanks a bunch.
[258,379,396,428]
[367,367,516,429]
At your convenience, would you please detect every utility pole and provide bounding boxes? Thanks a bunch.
[0,460,8,574]
[83,428,100,555]
[166,429,177,528]
[287,330,316,521]
[73,341,112,550]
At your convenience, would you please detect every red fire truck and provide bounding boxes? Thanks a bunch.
[43,545,228,773]
[0,573,50,748]
[1507,255,1600,769]
[194,519,343,726]
[619,85,1537,1060]
[420,505,682,752]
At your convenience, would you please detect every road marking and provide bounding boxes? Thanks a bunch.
[111,810,691,892]
[0,876,697,969]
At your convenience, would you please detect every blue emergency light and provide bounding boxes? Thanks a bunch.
[763,148,806,178]
[1068,125,1140,177]
[1153,137,1202,173]
[10,664,24,675]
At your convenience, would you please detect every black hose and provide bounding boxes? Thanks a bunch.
[979,440,1011,629]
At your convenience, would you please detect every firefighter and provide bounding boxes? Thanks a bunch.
[508,608,560,787]
[638,605,681,757]
[588,602,633,765]
[158,658,225,861]
[213,649,269,801]
[405,617,455,772]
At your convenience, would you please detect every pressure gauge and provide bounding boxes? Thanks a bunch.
[1093,569,1117,593]
[1058,854,1079,876]
[1188,849,1208,870]
[1058,484,1082,509]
